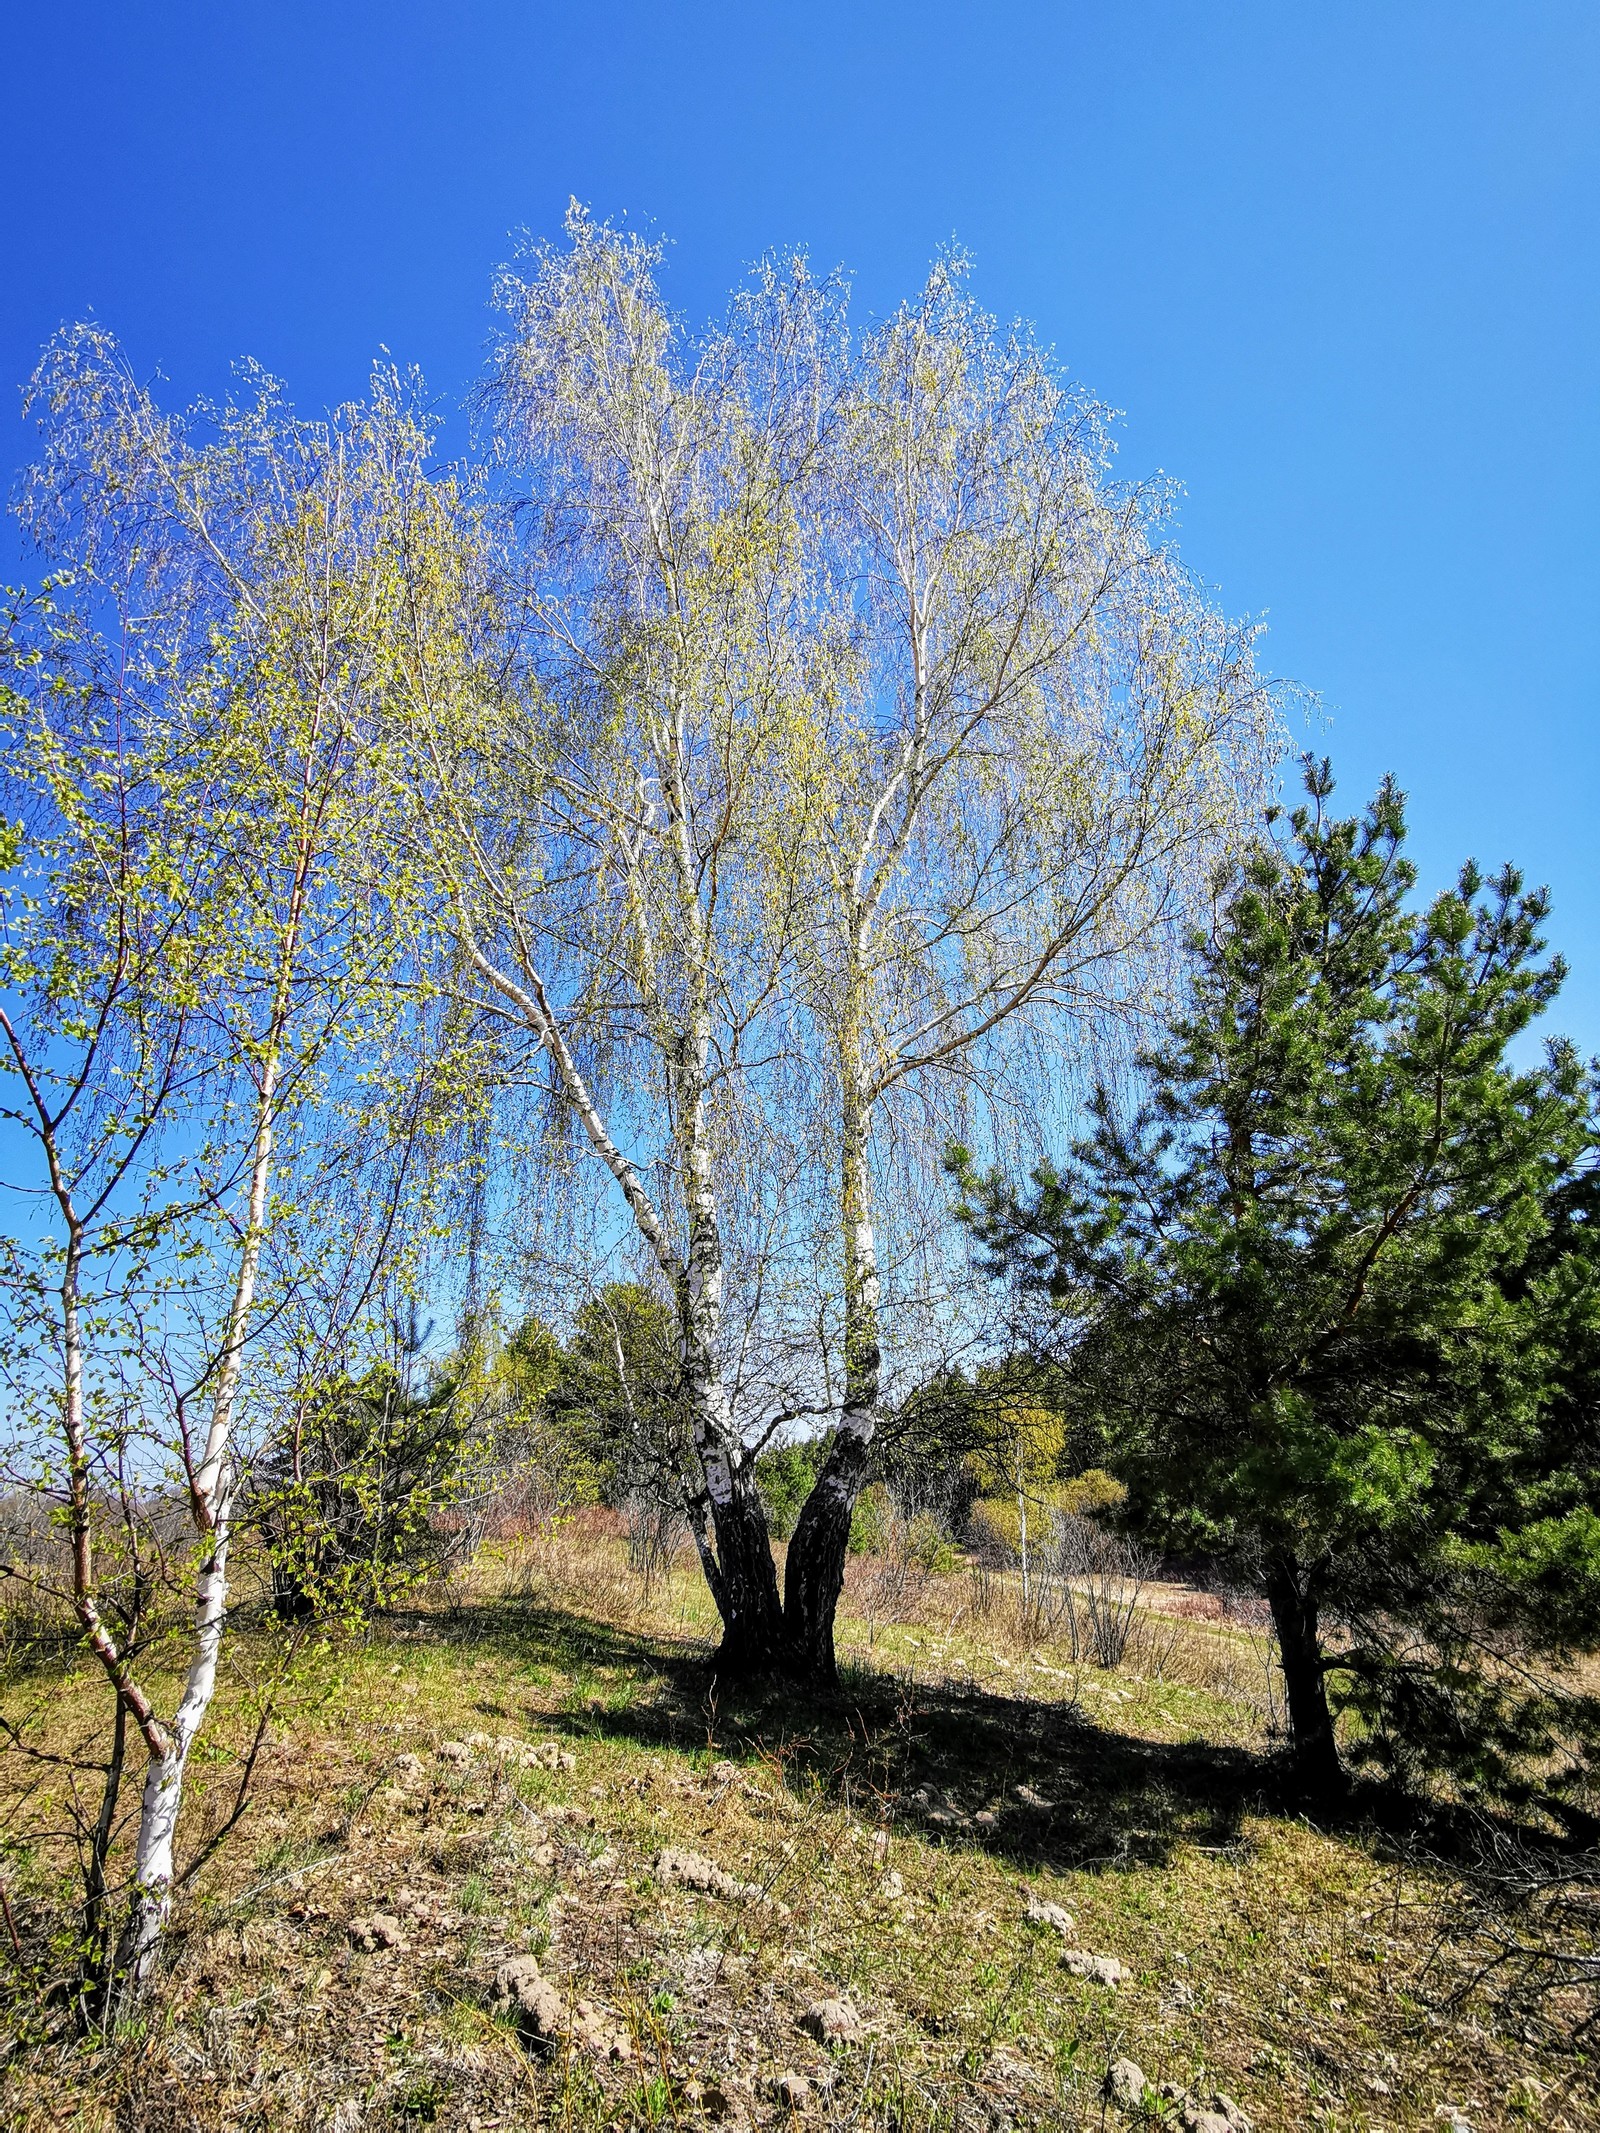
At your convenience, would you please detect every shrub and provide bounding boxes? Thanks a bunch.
[1060,1467,1127,1516]
[849,1481,891,1555]
[968,1495,1023,1561]
[255,1359,498,1620]
[905,1511,957,1575]
[968,1471,1126,1563]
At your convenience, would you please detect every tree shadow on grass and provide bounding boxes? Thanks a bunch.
[403,1587,1592,1879]
[401,1591,1277,1878]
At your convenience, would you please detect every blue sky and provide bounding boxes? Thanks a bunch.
[5,2,1597,1048]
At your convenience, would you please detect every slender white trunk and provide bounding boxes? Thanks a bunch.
[835,937,881,1455]
[680,1000,734,1482]
[839,1118,881,1451]
[462,936,679,1272]
[673,967,783,1665]
[117,1518,231,1987]
[117,1014,281,1994]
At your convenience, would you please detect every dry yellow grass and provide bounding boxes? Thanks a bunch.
[0,1524,1594,2131]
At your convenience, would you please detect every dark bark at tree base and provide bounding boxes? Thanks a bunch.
[705,1480,786,1680]
[1265,1558,1346,1804]
[782,1428,873,1685]
[697,1432,869,1689]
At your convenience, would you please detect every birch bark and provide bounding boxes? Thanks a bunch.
[115,709,326,1994]
[783,943,879,1675]
[112,1046,278,1994]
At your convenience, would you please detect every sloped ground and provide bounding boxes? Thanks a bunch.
[1,1541,1595,2131]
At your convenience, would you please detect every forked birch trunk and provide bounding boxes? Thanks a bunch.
[456,927,782,1674]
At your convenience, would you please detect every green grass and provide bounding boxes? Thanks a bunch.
[0,1534,1594,2130]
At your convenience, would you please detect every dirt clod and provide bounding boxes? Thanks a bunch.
[653,1846,758,1900]
[347,1911,408,1951]
[801,1996,863,2044]
[490,1954,632,2058]
[1023,1892,1075,1936]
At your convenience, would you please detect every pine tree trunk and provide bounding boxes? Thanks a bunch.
[1265,1557,1344,1802]
[1017,1442,1030,1609]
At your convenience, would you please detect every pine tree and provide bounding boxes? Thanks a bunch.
[953,762,1600,1804]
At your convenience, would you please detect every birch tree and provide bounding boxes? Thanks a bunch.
[389,210,840,1670]
[2,337,423,2003]
[780,263,1281,1677]
[392,217,1277,1681]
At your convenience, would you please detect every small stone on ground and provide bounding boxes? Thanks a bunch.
[801,1997,863,2044]
[653,1846,758,1900]
[1060,1948,1130,1986]
[1024,1892,1075,1936]
[1105,2057,1147,2109]
[347,1911,408,1951]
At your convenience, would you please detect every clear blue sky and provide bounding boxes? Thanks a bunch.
[5,3,1597,1049]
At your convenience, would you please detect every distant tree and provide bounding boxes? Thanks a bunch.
[544,1283,686,1507]
[257,1316,496,1620]
[496,1311,564,1426]
[485,1312,595,1519]
[960,1389,1065,1605]
[954,762,1600,1806]
[754,1436,825,1540]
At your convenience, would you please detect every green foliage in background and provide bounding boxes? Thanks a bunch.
[541,1284,686,1512]
[754,1438,825,1540]
[256,1330,495,1621]
[968,1470,1127,1560]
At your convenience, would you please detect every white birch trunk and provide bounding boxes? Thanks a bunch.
[1017,1450,1031,1609]
[116,1040,279,1994]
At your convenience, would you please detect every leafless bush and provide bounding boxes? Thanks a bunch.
[843,1484,962,1639]
[844,1548,929,1631]
[1428,1820,1600,2049]
[473,1463,578,1544]
[1020,1513,1156,1667]
[623,1492,688,1598]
